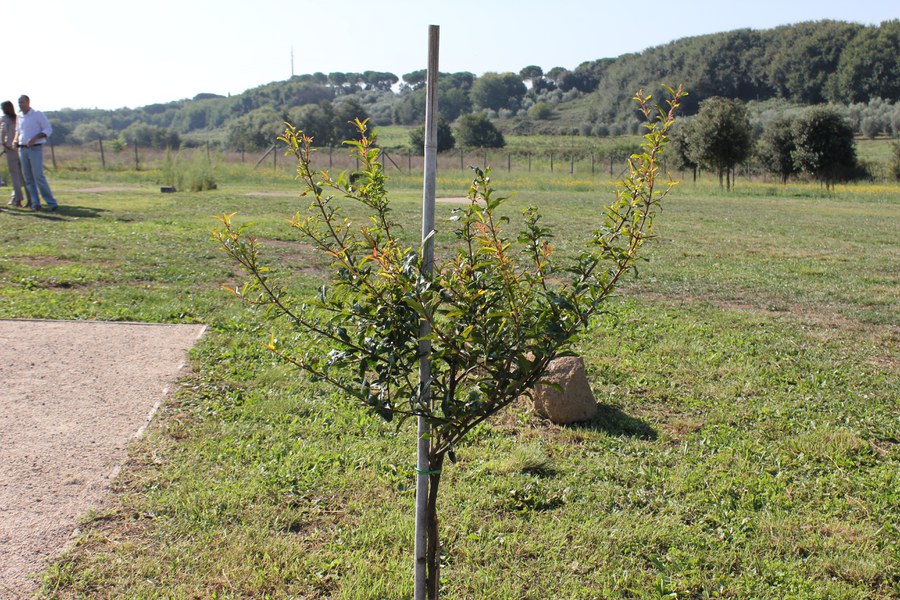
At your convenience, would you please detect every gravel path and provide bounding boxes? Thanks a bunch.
[0,319,205,597]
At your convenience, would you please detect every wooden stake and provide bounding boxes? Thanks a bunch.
[415,24,439,600]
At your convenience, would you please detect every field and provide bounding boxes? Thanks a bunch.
[0,159,897,598]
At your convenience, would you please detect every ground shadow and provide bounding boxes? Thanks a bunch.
[0,205,108,219]
[572,403,658,440]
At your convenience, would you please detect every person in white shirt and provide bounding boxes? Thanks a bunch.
[14,95,58,212]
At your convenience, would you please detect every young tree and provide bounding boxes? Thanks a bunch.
[668,120,698,182]
[455,113,505,148]
[687,96,753,190]
[791,106,858,190]
[214,86,684,599]
[888,141,900,181]
[757,115,799,184]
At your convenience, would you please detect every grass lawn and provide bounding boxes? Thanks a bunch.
[1,165,897,599]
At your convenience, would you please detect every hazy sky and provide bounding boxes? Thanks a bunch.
[9,0,897,111]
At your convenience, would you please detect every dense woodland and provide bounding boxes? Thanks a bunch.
[44,19,900,152]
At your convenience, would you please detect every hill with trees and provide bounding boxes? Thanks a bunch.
[43,19,900,152]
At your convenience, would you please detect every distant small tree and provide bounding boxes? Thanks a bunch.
[402,69,427,91]
[328,72,348,88]
[758,116,799,184]
[687,97,753,190]
[528,102,554,120]
[286,103,335,146]
[888,141,900,181]
[470,72,526,111]
[668,120,699,181]
[545,66,567,85]
[226,107,283,151]
[72,121,113,145]
[409,118,455,154]
[455,113,505,148]
[519,65,544,86]
[333,98,371,141]
[122,122,181,150]
[791,106,858,190]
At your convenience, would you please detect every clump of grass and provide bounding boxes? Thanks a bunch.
[482,442,554,475]
[161,149,218,192]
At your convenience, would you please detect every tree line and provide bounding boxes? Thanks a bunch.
[42,19,900,152]
[670,97,863,190]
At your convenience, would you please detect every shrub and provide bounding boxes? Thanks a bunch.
[455,113,505,148]
[213,85,685,599]
[409,118,455,154]
[529,102,554,120]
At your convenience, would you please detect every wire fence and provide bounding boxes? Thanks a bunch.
[28,141,644,180]
[11,140,895,184]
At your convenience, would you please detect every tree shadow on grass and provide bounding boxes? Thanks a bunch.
[572,403,658,440]
[51,205,109,219]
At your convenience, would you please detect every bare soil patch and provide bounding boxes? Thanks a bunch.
[71,186,143,193]
[0,319,206,597]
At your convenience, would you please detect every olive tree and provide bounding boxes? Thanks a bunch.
[687,96,753,190]
[213,86,685,599]
[791,106,858,190]
[757,115,799,184]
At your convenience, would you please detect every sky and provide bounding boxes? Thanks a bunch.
[9,0,898,112]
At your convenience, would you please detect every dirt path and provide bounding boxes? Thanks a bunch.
[0,319,206,597]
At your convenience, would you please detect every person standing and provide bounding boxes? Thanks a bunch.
[1,100,26,206]
[15,95,58,212]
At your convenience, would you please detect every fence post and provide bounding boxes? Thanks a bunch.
[273,144,277,172]
[408,149,412,173]
[591,152,594,175]
[459,148,463,170]
[507,152,511,172]
[550,152,553,173]
[528,152,531,173]
[98,138,106,170]
[483,149,487,169]
[134,143,140,170]
[49,139,57,170]
[609,156,614,176]
[206,140,211,162]
[329,147,333,168]
[570,154,574,175]
[241,146,245,163]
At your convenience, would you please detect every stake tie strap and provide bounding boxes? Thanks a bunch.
[415,468,442,475]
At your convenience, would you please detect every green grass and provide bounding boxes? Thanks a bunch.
[2,168,897,599]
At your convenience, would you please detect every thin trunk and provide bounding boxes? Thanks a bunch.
[426,452,445,600]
